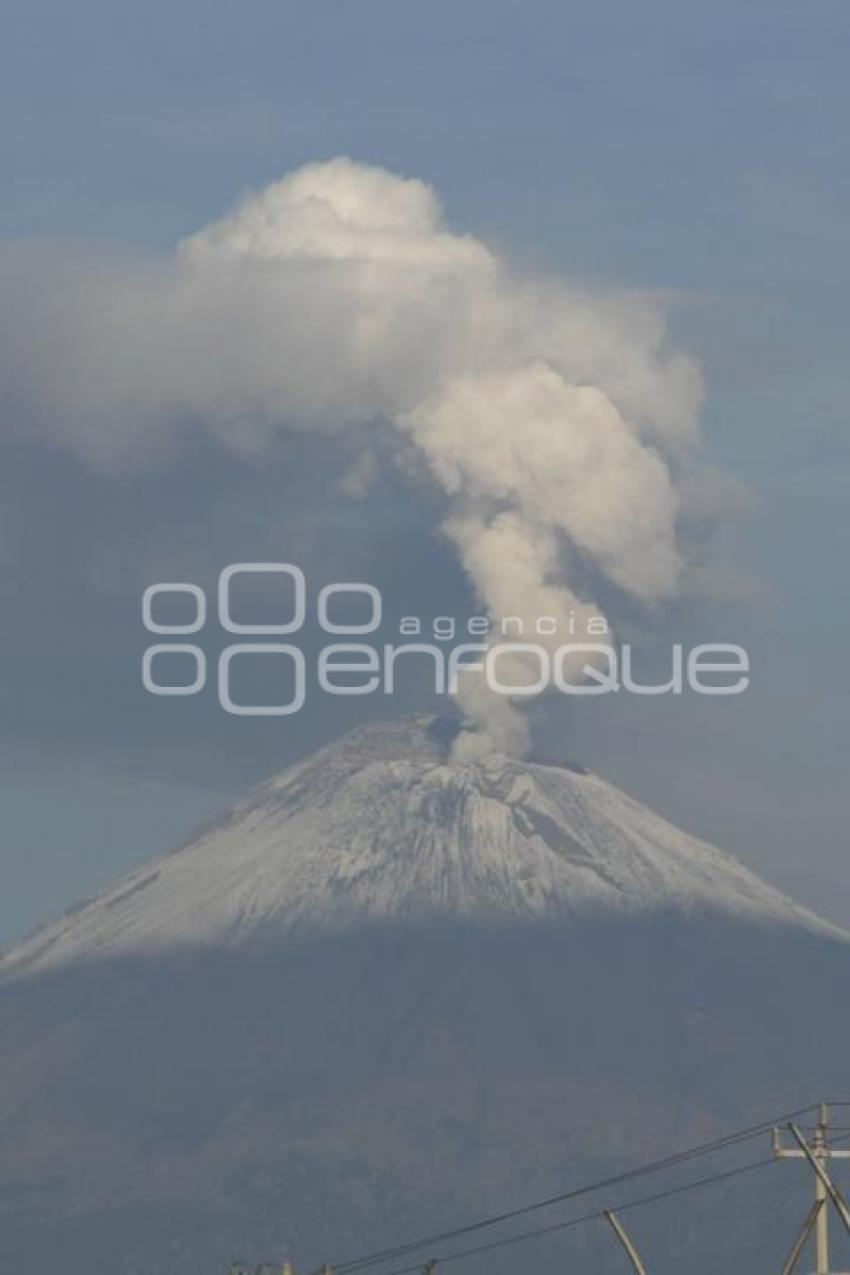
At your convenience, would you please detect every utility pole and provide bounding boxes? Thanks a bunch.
[774,1103,850,1274]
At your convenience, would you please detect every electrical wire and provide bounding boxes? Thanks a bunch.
[372,1127,850,1275]
[331,1101,821,1274]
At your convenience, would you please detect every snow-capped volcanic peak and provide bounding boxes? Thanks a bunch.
[3,716,841,978]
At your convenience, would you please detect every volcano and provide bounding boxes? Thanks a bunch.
[1,716,848,1274]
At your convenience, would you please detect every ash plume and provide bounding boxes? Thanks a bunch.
[0,157,714,755]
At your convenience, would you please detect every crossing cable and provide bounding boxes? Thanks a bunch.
[372,1127,850,1275]
[331,1101,821,1274]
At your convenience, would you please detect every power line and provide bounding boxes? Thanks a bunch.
[377,1160,769,1275]
[374,1128,850,1275]
[332,1102,821,1274]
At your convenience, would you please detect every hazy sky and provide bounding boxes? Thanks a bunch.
[1,0,849,943]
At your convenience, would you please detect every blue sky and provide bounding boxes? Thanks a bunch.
[1,0,849,942]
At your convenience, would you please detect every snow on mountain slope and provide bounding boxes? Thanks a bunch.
[2,715,842,978]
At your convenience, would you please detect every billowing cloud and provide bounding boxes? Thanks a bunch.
[0,156,713,755]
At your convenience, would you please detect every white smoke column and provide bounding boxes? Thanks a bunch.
[400,362,682,755]
[440,512,605,760]
[0,157,706,756]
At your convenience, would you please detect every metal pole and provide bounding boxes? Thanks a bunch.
[775,1103,850,1275]
[815,1107,829,1275]
[788,1120,850,1234]
[781,1200,825,1275]
[604,1209,648,1275]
